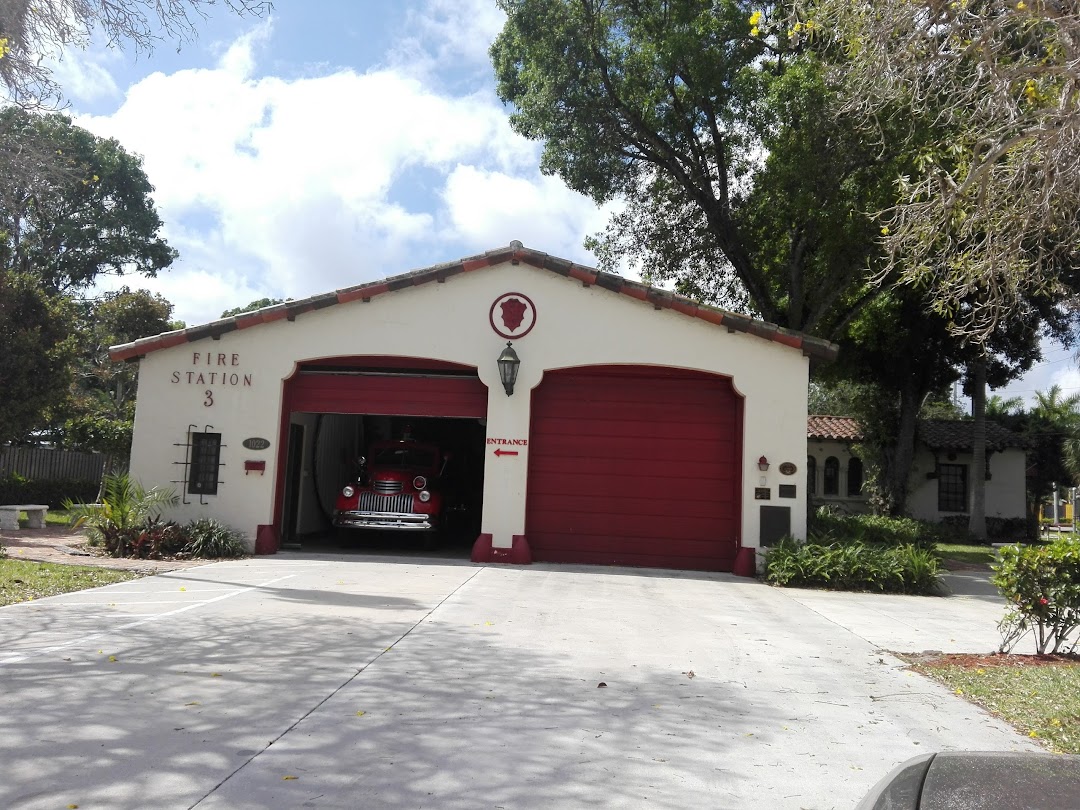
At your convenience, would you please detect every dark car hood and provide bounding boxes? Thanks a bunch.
[857,751,1080,810]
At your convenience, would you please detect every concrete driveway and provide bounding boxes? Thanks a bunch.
[0,555,1037,809]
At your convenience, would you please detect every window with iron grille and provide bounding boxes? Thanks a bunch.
[823,456,839,496]
[847,457,863,496]
[937,464,967,512]
[806,456,817,495]
[189,432,222,495]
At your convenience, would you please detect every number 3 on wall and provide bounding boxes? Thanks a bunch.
[203,389,214,407]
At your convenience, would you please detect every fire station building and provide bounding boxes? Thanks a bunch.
[110,243,836,572]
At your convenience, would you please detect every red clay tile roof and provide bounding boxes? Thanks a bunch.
[919,419,1026,451]
[807,415,1025,450]
[108,242,840,363]
[807,415,864,442]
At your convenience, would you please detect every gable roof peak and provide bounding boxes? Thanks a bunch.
[109,242,839,363]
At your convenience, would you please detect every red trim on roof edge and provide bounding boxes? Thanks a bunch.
[107,243,840,363]
[337,289,366,304]
[698,309,725,326]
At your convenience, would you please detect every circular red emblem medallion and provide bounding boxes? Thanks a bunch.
[489,292,537,339]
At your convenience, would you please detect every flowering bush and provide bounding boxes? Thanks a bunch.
[992,537,1080,654]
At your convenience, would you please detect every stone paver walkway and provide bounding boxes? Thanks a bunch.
[0,525,207,573]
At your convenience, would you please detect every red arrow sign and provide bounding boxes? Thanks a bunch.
[494,448,519,457]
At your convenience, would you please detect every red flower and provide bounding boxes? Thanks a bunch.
[1039,597,1049,605]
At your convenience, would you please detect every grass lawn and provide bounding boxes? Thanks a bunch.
[0,557,140,606]
[909,655,1080,754]
[936,542,997,567]
[44,508,73,527]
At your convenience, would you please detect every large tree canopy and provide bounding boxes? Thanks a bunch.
[0,109,176,445]
[492,0,903,339]
[0,272,76,444]
[0,107,176,292]
[797,0,1080,340]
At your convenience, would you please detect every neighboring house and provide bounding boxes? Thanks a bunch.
[807,415,1027,524]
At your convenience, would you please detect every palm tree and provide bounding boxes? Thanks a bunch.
[1027,386,1080,523]
[986,394,1025,420]
[65,473,179,557]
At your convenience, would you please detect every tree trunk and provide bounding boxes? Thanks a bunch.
[883,380,921,515]
[969,360,988,540]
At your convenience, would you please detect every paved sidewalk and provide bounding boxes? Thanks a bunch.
[0,554,1034,810]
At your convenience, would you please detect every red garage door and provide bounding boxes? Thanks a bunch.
[284,362,487,418]
[527,366,742,571]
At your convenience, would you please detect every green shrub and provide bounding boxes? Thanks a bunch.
[182,519,247,558]
[992,537,1080,654]
[65,473,179,558]
[764,536,943,594]
[0,473,99,509]
[808,508,947,550]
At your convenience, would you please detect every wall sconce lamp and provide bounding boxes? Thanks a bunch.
[497,341,521,397]
[758,455,770,472]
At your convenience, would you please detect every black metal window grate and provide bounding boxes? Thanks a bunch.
[189,432,222,495]
[173,425,226,504]
[938,463,967,512]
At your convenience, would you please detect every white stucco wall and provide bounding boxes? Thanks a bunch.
[127,260,811,553]
[806,438,870,514]
[907,446,1027,521]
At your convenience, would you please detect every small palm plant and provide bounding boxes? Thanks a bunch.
[65,474,180,557]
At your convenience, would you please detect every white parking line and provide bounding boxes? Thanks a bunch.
[28,599,230,606]
[0,574,297,667]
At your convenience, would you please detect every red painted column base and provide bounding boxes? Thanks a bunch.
[732,546,757,577]
[254,524,279,555]
[471,533,532,564]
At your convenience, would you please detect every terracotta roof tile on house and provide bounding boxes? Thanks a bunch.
[919,419,1026,451]
[807,415,864,442]
[807,415,1025,451]
[108,242,840,363]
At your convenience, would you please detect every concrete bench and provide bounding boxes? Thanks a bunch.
[0,504,50,530]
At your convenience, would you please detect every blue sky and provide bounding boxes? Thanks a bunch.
[64,0,611,328]
[55,0,1076,406]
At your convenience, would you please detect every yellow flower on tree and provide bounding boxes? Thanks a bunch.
[0,37,9,59]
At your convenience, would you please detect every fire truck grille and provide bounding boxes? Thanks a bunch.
[373,480,403,494]
[358,492,414,513]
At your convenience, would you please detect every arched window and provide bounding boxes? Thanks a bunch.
[824,456,840,496]
[806,456,817,495]
[847,457,864,496]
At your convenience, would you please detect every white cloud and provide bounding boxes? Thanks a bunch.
[441,165,610,256]
[392,0,507,75]
[47,44,122,104]
[77,22,607,327]
[1049,365,1080,396]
